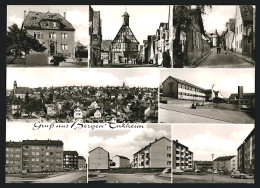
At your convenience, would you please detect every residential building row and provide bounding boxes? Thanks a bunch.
[6,139,86,174]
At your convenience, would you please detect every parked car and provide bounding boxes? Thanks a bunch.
[162,168,171,174]
[195,169,201,173]
[172,169,184,175]
[207,169,213,173]
[213,170,218,174]
[185,168,193,172]
[231,171,248,179]
[21,170,27,175]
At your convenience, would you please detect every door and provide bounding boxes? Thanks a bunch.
[50,43,55,56]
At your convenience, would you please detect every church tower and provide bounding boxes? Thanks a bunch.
[122,12,130,26]
[13,80,17,94]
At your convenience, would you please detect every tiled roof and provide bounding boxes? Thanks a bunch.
[89,146,109,154]
[101,40,112,51]
[214,155,236,161]
[22,139,63,146]
[15,87,30,94]
[78,156,86,160]
[113,155,130,160]
[6,141,22,147]
[23,11,75,31]
[239,5,253,22]
[194,161,212,165]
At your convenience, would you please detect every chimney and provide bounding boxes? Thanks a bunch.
[24,10,26,19]
[63,12,66,19]
[238,86,243,99]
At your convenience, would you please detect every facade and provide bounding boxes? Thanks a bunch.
[133,137,171,169]
[6,141,22,174]
[172,140,193,170]
[22,11,75,58]
[78,156,86,170]
[111,155,130,168]
[89,6,102,67]
[234,5,254,57]
[228,86,255,109]
[237,128,255,174]
[111,12,139,64]
[162,76,212,102]
[22,139,63,172]
[13,80,30,99]
[88,147,110,170]
[193,161,213,171]
[213,155,237,172]
[74,107,83,119]
[225,19,236,50]
[101,40,112,64]
[63,151,79,170]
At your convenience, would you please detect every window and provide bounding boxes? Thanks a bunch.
[61,44,68,50]
[46,146,49,150]
[167,154,171,157]
[9,154,13,157]
[46,152,50,155]
[23,146,29,149]
[167,161,171,165]
[34,31,43,39]
[32,158,35,161]
[6,154,9,157]
[53,22,57,28]
[61,33,68,39]
[167,146,171,151]
[32,152,36,155]
[49,32,56,39]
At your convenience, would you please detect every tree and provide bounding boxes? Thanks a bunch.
[172,5,211,67]
[6,24,47,64]
[75,46,88,58]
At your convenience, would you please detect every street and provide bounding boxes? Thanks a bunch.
[197,48,254,68]
[172,174,254,183]
[5,171,87,183]
[160,103,254,124]
[89,173,171,183]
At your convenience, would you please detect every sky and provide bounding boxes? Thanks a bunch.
[203,6,236,34]
[6,123,88,159]
[6,68,159,89]
[88,124,171,161]
[160,69,255,98]
[91,5,237,43]
[172,124,254,161]
[7,5,89,45]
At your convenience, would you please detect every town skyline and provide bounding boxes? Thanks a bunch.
[160,69,255,98]
[7,5,89,45]
[172,124,254,161]
[7,69,159,89]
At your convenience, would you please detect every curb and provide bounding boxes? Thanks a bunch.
[188,50,212,68]
[228,51,255,65]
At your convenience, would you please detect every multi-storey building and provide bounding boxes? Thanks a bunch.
[88,147,109,170]
[111,155,130,168]
[63,151,78,170]
[133,137,171,169]
[237,128,255,174]
[172,140,193,170]
[22,11,75,58]
[78,156,86,170]
[193,161,213,171]
[162,76,213,102]
[22,139,63,172]
[234,5,253,57]
[6,141,22,174]
[89,6,102,67]
[213,155,237,172]
[111,11,139,64]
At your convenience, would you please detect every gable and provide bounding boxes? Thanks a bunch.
[112,25,139,45]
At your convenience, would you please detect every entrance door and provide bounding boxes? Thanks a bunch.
[50,43,55,55]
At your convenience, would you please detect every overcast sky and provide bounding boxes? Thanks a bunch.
[88,124,171,161]
[7,68,159,89]
[172,124,254,161]
[160,69,255,98]
[6,123,88,160]
[91,5,238,43]
[7,5,89,45]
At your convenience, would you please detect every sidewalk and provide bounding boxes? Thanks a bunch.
[228,51,255,65]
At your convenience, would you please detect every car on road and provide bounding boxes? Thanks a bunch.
[207,169,213,173]
[185,168,193,172]
[172,169,184,175]
[21,170,27,175]
[162,168,171,174]
[195,169,201,173]
[231,171,249,179]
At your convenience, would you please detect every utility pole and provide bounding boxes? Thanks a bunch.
[211,154,214,181]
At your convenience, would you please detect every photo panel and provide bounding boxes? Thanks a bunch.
[5,122,88,183]
[159,69,255,124]
[7,5,89,67]
[88,124,172,183]
[171,124,255,183]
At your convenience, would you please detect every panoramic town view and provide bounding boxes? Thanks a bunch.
[88,124,171,183]
[159,69,255,124]
[89,5,255,68]
[6,69,159,123]
[6,5,89,67]
[5,123,87,183]
[171,124,254,183]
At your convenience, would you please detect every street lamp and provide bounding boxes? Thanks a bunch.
[211,154,214,181]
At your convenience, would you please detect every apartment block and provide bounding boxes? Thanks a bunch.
[213,155,237,172]
[88,147,110,170]
[78,156,86,170]
[111,155,130,168]
[172,140,193,170]
[63,151,79,170]
[6,141,23,174]
[133,137,171,169]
